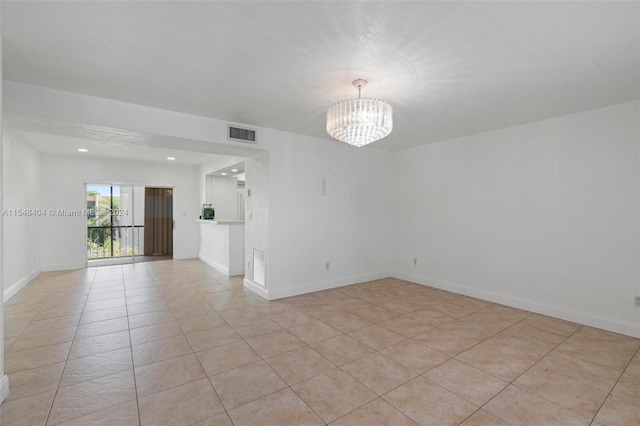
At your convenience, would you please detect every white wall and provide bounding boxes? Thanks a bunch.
[39,154,201,270]
[267,131,394,299]
[244,152,269,296]
[207,176,238,220]
[393,101,640,337]
[0,16,9,402]
[199,155,247,206]
[5,82,268,158]
[8,83,637,337]
[2,131,42,300]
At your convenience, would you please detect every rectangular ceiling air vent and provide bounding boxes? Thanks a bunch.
[227,125,257,143]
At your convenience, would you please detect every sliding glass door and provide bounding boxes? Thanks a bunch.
[86,185,172,264]
[86,185,144,260]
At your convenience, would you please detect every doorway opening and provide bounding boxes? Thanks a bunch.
[86,185,173,267]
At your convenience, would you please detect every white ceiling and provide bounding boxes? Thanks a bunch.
[9,129,224,166]
[2,1,638,151]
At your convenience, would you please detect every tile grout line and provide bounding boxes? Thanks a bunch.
[147,266,244,425]
[123,263,150,426]
[5,266,638,425]
[43,267,98,426]
[589,344,640,424]
[469,323,590,425]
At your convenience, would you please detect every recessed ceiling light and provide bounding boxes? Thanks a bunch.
[167,157,175,160]
[78,148,88,152]
[221,172,227,176]
[231,169,238,172]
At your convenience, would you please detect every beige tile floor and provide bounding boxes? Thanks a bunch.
[1,259,638,425]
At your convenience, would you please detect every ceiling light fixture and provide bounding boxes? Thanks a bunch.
[326,79,393,148]
[231,169,238,172]
[167,157,175,160]
[78,148,88,152]
[221,172,227,176]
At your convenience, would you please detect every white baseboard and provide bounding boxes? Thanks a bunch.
[42,263,84,272]
[198,254,230,276]
[0,375,9,404]
[4,267,41,302]
[244,278,269,299]
[173,253,199,260]
[393,271,640,338]
[267,271,391,300]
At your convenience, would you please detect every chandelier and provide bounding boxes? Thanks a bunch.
[326,79,393,147]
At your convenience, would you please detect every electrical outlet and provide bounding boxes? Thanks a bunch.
[321,179,326,195]
[413,258,417,265]
[635,295,640,308]
[247,262,251,270]
[325,261,330,270]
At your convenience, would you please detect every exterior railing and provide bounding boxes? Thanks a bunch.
[87,225,144,259]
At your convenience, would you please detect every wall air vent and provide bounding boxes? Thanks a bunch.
[227,125,257,143]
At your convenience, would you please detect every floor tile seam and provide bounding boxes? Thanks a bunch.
[507,381,598,423]
[122,275,145,426]
[3,385,61,405]
[57,366,135,391]
[422,360,510,405]
[286,319,345,344]
[4,335,76,364]
[132,347,203,376]
[443,355,510,385]
[134,368,210,401]
[552,326,636,372]
[6,386,58,426]
[128,278,184,344]
[459,407,503,426]
[128,316,177,331]
[207,371,289,413]
[199,375,232,425]
[500,313,575,350]
[454,334,556,388]
[589,344,640,420]
[20,320,83,337]
[462,383,519,426]
[485,331,558,358]
[79,313,129,326]
[345,331,400,353]
[417,373,486,406]
[284,378,343,425]
[338,362,421,398]
[74,325,131,341]
[242,329,309,360]
[317,344,376,368]
[46,392,138,426]
[375,319,433,339]
[500,327,568,349]
[3,331,26,354]
[32,297,88,315]
[131,343,196,369]
[377,377,472,426]
[42,270,108,426]
[490,321,603,413]
[431,315,547,362]
[130,328,185,347]
[531,346,621,390]
[261,345,339,384]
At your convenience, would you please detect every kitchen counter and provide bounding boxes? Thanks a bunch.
[197,219,245,225]
[197,219,245,276]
